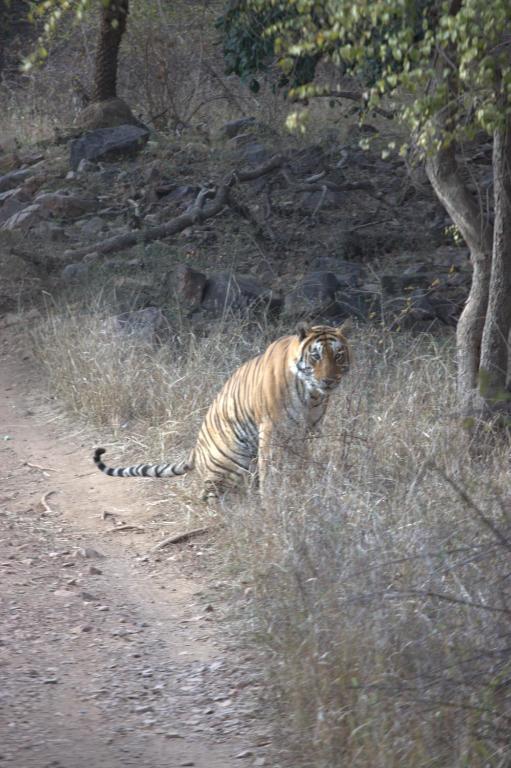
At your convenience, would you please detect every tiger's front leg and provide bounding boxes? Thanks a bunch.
[257,420,274,496]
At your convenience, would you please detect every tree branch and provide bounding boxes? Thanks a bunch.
[65,154,284,260]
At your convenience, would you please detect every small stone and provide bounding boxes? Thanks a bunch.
[88,565,102,576]
[53,589,75,598]
[164,732,184,739]
[235,750,254,759]
[133,704,154,714]
[75,547,105,559]
[80,591,99,602]
[97,605,109,612]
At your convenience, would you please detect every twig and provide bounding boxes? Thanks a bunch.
[108,524,146,533]
[40,491,57,514]
[151,526,209,550]
[23,461,56,472]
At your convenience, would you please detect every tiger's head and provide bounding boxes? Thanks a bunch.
[293,321,351,394]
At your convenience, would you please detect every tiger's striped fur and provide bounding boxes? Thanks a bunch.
[93,323,351,499]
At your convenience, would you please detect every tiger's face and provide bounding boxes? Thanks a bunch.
[294,323,351,394]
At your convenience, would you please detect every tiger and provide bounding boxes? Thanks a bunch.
[93,322,351,499]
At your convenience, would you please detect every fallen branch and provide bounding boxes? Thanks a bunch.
[23,461,56,473]
[151,526,209,550]
[109,524,146,533]
[40,491,57,514]
[66,154,284,260]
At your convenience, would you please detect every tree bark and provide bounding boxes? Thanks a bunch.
[479,114,511,404]
[425,141,493,403]
[92,0,129,102]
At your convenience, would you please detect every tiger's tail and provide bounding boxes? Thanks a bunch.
[93,448,194,478]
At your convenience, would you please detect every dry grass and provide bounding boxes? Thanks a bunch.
[35,310,511,767]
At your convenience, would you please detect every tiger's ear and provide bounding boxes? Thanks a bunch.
[296,321,309,341]
[338,317,353,337]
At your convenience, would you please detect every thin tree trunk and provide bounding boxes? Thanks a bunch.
[425,141,493,402]
[92,0,129,102]
[479,114,511,404]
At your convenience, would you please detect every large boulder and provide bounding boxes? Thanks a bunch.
[1,204,43,231]
[35,192,97,219]
[70,124,150,171]
[200,272,281,317]
[0,168,34,193]
[284,271,341,320]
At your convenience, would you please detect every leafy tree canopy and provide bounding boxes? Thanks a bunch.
[219,0,511,150]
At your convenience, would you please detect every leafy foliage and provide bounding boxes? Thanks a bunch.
[216,0,319,93]
[220,0,511,149]
[23,0,95,70]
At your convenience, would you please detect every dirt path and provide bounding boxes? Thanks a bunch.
[0,336,267,768]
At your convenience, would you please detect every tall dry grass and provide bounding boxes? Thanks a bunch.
[35,311,511,767]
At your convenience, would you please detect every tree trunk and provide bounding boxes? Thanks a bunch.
[92,0,129,103]
[479,114,511,406]
[425,141,493,404]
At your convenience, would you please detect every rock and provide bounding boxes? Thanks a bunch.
[201,272,280,317]
[61,263,90,283]
[219,117,256,139]
[35,192,97,219]
[74,547,105,559]
[77,159,97,174]
[106,307,167,344]
[0,197,25,226]
[0,186,23,204]
[79,216,105,237]
[1,204,42,231]
[310,256,366,286]
[69,124,150,171]
[0,168,33,193]
[334,287,377,321]
[300,187,345,214]
[74,97,147,132]
[287,144,326,176]
[0,152,21,174]
[32,221,68,242]
[283,271,341,320]
[174,264,207,312]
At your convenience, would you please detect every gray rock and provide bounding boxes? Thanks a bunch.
[35,192,97,218]
[300,187,345,214]
[0,168,33,193]
[61,263,90,282]
[1,204,42,231]
[312,257,366,287]
[0,186,23,204]
[77,159,97,174]
[106,307,167,344]
[219,117,256,140]
[79,216,105,237]
[0,197,25,225]
[287,145,326,176]
[284,271,340,320]
[69,125,150,171]
[201,272,280,316]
